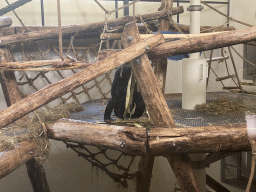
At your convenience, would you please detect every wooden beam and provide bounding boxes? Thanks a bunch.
[148,26,256,59]
[148,125,250,155]
[0,49,22,106]
[100,32,225,40]
[0,140,38,179]
[47,120,250,155]
[0,32,164,128]
[169,23,236,33]
[0,48,50,191]
[0,6,183,46]
[0,16,12,29]
[0,59,92,71]
[206,174,230,192]
[120,21,199,192]
[167,155,201,192]
[154,0,172,93]
[25,159,51,192]
[47,119,147,156]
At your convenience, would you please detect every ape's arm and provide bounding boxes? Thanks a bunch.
[104,98,115,121]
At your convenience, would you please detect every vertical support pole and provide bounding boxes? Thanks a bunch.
[182,1,206,191]
[121,21,200,192]
[182,0,207,110]
[155,0,172,93]
[124,0,129,16]
[0,48,50,192]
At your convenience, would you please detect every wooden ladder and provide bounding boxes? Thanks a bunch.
[207,47,244,93]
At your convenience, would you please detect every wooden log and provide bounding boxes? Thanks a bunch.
[0,140,38,179]
[148,26,256,59]
[167,155,201,192]
[25,159,51,192]
[122,21,200,191]
[0,59,92,71]
[206,174,230,192]
[148,125,250,155]
[0,49,50,191]
[121,21,173,192]
[100,32,225,40]
[47,119,147,156]
[121,22,175,128]
[0,49,22,106]
[0,6,183,46]
[194,152,234,169]
[169,23,236,33]
[0,16,12,29]
[0,32,164,128]
[47,120,252,155]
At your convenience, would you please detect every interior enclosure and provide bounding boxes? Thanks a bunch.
[0,0,256,192]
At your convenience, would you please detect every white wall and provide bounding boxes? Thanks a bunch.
[1,0,256,192]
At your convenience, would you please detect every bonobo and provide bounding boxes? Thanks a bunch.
[104,64,145,121]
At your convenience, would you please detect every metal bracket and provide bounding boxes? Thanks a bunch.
[187,5,204,12]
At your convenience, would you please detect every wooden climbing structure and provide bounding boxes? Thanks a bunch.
[1,1,256,192]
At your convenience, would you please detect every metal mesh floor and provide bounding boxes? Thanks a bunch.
[71,92,256,127]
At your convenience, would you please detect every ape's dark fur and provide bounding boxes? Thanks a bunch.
[104,64,145,121]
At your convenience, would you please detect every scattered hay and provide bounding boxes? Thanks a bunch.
[0,102,83,162]
[195,97,245,115]
[113,116,155,129]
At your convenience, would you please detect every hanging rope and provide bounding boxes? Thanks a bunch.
[57,0,64,61]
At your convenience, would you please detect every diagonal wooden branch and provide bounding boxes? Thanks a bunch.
[0,140,38,179]
[0,32,164,128]
[0,6,183,46]
[148,26,256,59]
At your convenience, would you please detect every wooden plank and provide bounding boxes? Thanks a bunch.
[100,32,225,40]
[121,21,175,192]
[0,32,164,128]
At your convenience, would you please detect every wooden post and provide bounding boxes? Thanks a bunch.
[121,21,201,192]
[154,0,172,93]
[26,159,51,192]
[0,49,22,106]
[0,48,50,191]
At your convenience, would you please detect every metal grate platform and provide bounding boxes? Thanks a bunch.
[70,92,256,127]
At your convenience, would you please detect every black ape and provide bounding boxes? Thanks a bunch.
[104,64,145,121]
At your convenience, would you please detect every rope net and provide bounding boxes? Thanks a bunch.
[2,35,140,187]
